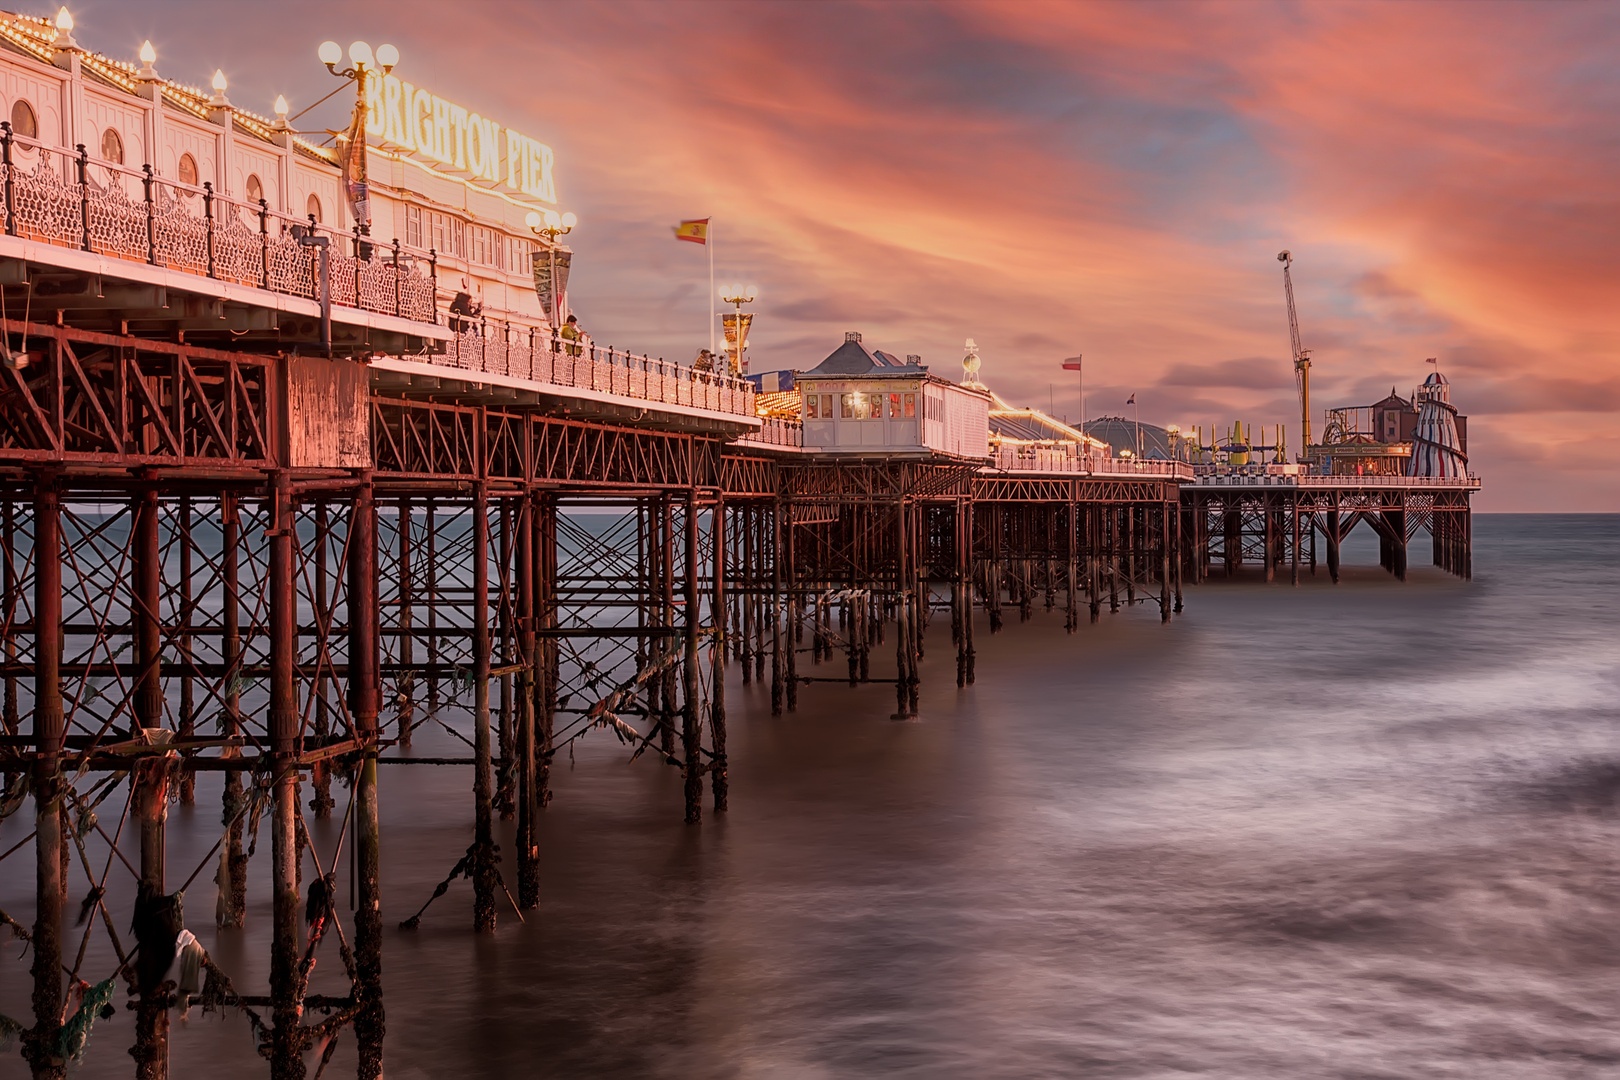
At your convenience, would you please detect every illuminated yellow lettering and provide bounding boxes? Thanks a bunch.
[483,120,500,181]
[364,74,384,135]
[465,113,485,175]
[412,88,433,156]
[506,131,525,189]
[432,97,450,163]
[383,76,405,146]
[448,103,468,170]
[536,142,556,202]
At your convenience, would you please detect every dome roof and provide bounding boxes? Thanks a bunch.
[1423,371,1449,385]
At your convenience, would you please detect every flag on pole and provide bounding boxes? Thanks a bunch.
[340,97,370,226]
[1126,393,1136,405]
[674,219,710,244]
[1061,356,1083,371]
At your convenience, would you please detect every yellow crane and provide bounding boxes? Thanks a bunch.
[1278,250,1312,457]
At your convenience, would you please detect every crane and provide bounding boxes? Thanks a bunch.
[1278,250,1312,455]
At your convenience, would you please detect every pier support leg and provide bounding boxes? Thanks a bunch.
[771,499,784,716]
[515,495,539,908]
[24,477,63,1080]
[711,495,728,812]
[348,475,385,1079]
[1159,502,1172,623]
[1326,505,1341,584]
[472,485,496,931]
[220,494,246,928]
[132,479,170,1080]
[268,473,304,1080]
[683,491,703,824]
[397,497,414,747]
[1291,495,1301,586]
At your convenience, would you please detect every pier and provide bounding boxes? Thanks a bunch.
[0,13,1476,1079]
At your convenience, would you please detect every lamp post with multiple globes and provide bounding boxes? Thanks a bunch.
[317,40,396,247]
[525,209,577,328]
[718,284,757,376]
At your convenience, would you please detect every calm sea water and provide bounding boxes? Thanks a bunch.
[5,514,1618,1078]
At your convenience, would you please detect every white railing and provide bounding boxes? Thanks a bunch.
[1198,473,1480,488]
[989,446,1194,478]
[0,129,437,322]
[437,329,758,418]
[735,416,803,448]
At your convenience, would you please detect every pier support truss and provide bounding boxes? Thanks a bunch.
[0,323,1471,1077]
[1183,486,1473,584]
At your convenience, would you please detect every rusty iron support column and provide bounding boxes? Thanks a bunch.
[659,495,677,751]
[497,499,515,821]
[785,498,798,712]
[770,499,784,716]
[739,502,752,685]
[1326,500,1341,584]
[220,493,246,928]
[711,494,728,812]
[178,498,195,805]
[537,495,557,813]
[1160,501,1172,623]
[268,472,304,1080]
[348,474,384,1079]
[515,494,539,908]
[132,478,170,1079]
[472,483,496,931]
[682,491,703,823]
[25,476,63,1080]
[1291,492,1301,586]
[397,497,413,746]
[310,501,333,817]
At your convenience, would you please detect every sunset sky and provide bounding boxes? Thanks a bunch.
[66,0,1620,510]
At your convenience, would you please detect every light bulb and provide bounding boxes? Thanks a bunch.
[317,40,342,66]
[375,43,398,69]
[55,7,72,31]
[348,41,373,68]
[211,69,228,93]
[746,284,758,299]
[139,40,155,64]
[560,212,577,229]
[525,210,542,229]
[274,95,288,117]
[542,209,561,229]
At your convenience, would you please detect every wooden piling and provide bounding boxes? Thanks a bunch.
[348,475,385,1079]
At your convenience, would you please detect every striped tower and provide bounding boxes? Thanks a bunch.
[1409,372,1468,478]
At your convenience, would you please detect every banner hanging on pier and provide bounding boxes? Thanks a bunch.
[341,97,370,226]
[531,249,572,324]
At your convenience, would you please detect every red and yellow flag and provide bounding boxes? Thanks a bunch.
[674,218,709,244]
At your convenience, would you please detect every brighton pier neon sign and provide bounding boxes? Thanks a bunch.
[364,74,556,203]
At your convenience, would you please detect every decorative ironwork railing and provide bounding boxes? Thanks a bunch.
[734,416,803,448]
[990,445,1194,478]
[0,126,438,323]
[436,328,759,418]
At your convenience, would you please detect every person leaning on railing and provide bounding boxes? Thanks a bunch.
[560,314,585,357]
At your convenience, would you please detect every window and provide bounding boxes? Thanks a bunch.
[100,127,123,164]
[178,153,198,186]
[9,99,36,139]
[804,394,818,419]
[468,224,500,267]
[889,393,901,419]
[821,394,832,419]
[306,193,322,222]
[840,394,853,419]
[420,210,464,257]
[904,393,916,418]
[405,205,422,248]
[245,173,263,204]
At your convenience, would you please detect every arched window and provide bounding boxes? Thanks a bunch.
[245,174,263,204]
[177,153,198,186]
[306,193,322,223]
[100,127,123,164]
[9,99,36,139]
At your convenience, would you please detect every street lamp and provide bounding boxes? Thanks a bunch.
[525,210,578,328]
[718,283,757,376]
[318,39,395,250]
[524,208,576,243]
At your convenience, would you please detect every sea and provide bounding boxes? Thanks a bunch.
[3,513,1617,1079]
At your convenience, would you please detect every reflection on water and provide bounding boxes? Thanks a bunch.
[6,515,1618,1078]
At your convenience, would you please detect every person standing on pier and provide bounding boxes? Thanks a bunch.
[561,314,585,357]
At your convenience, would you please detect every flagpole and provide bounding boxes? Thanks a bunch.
[708,221,716,358]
